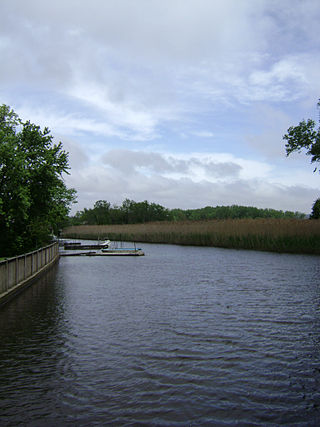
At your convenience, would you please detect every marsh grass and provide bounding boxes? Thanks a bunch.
[62,219,320,254]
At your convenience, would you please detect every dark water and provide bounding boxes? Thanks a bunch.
[0,242,320,426]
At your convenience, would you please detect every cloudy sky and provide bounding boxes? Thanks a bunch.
[1,0,319,214]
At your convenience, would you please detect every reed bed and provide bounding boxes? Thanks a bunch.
[62,219,320,254]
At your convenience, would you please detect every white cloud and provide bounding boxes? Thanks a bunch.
[66,80,175,141]
[66,163,318,215]
[192,131,215,138]
[64,149,318,214]
[1,0,320,215]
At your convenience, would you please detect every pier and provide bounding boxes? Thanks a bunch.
[61,241,145,256]
[60,249,145,257]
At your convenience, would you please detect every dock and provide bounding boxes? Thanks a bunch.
[60,241,145,257]
[63,243,109,250]
[60,250,144,257]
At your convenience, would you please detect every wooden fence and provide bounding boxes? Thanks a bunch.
[0,242,59,304]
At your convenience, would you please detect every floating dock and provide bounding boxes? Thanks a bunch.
[60,249,144,257]
[61,241,145,257]
[63,243,108,250]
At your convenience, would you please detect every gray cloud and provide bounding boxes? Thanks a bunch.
[102,150,177,173]
[2,0,319,98]
[64,148,317,214]
[1,0,319,146]
[60,138,89,171]
[101,150,242,178]
[203,161,242,178]
[1,0,319,215]
[245,104,293,158]
[67,166,317,214]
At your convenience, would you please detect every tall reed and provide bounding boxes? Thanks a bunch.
[62,219,320,254]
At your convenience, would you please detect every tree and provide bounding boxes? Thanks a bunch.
[92,200,111,224]
[0,104,76,256]
[283,99,320,217]
[283,99,320,171]
[310,198,320,219]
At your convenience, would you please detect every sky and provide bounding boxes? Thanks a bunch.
[1,0,320,215]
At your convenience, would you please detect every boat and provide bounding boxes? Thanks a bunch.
[63,240,111,250]
[101,241,144,255]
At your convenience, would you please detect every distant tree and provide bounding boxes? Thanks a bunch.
[92,200,111,224]
[69,201,306,226]
[120,199,169,223]
[170,205,305,220]
[169,208,187,221]
[310,198,320,219]
[0,104,76,256]
[70,199,170,225]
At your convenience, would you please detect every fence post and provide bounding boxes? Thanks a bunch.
[6,260,9,292]
[0,243,59,301]
[15,258,18,286]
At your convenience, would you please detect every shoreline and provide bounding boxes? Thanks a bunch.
[62,219,320,255]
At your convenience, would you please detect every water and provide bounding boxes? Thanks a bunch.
[0,242,320,426]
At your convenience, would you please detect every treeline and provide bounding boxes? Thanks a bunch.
[69,199,306,226]
[171,205,306,221]
[70,200,171,225]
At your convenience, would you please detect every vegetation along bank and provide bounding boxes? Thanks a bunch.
[62,218,320,255]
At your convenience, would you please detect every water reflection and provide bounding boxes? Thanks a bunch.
[0,244,320,425]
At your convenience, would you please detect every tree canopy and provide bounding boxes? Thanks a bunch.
[283,99,320,169]
[71,199,171,225]
[0,104,76,256]
[69,200,305,226]
[283,99,320,218]
[310,198,320,219]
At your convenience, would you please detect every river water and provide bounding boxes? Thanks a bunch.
[0,242,320,426]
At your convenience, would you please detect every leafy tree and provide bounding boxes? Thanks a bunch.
[71,199,170,225]
[92,200,111,224]
[310,198,320,219]
[283,99,320,216]
[70,201,305,225]
[0,104,76,256]
[119,199,169,223]
[168,208,186,221]
[283,99,320,171]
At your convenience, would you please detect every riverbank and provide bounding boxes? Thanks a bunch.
[62,218,320,255]
[0,242,59,305]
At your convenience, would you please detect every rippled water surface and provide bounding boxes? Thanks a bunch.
[1,243,320,426]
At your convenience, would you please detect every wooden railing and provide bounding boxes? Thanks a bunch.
[0,242,59,302]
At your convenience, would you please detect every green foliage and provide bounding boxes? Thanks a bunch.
[283,99,320,167]
[70,200,305,226]
[283,99,320,216]
[62,218,320,255]
[310,198,320,219]
[0,104,76,256]
[169,205,305,220]
[70,199,171,225]
[120,199,170,224]
[284,118,320,169]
